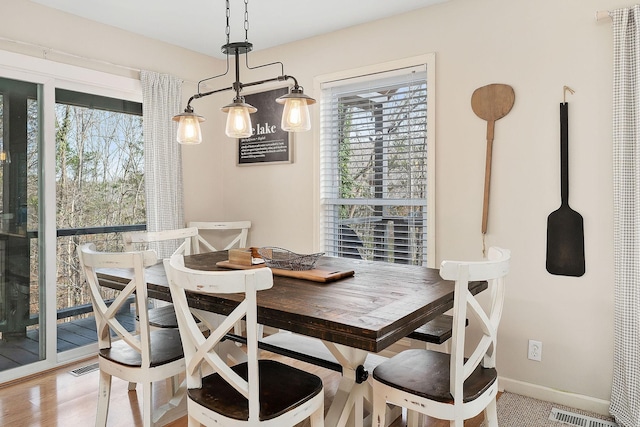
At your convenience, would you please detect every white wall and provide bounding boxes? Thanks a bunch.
[1,0,629,414]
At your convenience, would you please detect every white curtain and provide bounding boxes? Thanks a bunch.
[611,6,640,427]
[141,70,184,258]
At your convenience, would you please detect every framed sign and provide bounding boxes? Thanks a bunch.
[237,87,292,165]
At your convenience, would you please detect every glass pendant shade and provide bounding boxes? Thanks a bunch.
[173,111,204,145]
[222,100,257,139]
[281,98,311,132]
[276,88,316,132]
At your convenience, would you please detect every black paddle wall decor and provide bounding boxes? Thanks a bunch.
[546,94,585,277]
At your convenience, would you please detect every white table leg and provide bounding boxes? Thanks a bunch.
[323,342,370,427]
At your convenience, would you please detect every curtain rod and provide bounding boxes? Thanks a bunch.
[0,35,142,74]
[0,35,203,87]
[596,10,612,22]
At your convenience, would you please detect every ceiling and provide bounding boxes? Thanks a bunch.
[30,0,446,59]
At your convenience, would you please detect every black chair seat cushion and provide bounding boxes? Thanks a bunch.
[148,305,180,328]
[188,359,323,421]
[137,304,200,328]
[372,349,497,404]
[99,329,183,367]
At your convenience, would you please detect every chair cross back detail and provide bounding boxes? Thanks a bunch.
[164,254,324,426]
[121,227,200,330]
[371,246,511,427]
[79,243,158,354]
[440,246,510,403]
[188,221,251,253]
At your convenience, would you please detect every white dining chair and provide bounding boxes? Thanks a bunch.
[77,243,186,427]
[164,253,325,427]
[186,221,256,339]
[121,227,200,328]
[188,220,251,253]
[122,226,198,257]
[371,246,511,427]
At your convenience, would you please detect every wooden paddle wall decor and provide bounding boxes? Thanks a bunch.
[471,83,515,255]
[546,86,585,277]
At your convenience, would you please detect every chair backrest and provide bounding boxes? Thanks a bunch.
[163,254,273,422]
[122,227,199,258]
[188,221,251,254]
[77,243,158,365]
[438,246,510,403]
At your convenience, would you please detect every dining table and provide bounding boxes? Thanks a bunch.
[97,250,487,427]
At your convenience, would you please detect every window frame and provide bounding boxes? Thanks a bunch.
[313,54,436,267]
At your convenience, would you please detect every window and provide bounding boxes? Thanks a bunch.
[318,56,435,267]
[55,89,144,229]
[55,89,144,348]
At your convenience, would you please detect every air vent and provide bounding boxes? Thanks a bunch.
[69,362,99,376]
[549,408,618,427]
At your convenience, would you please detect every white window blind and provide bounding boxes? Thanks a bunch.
[320,65,430,265]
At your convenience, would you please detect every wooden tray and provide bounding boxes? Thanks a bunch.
[216,260,354,283]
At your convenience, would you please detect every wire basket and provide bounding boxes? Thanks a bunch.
[257,247,324,271]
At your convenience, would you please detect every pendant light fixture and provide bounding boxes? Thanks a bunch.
[172,0,316,144]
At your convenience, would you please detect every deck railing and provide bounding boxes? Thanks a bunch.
[55,224,147,321]
[0,224,146,339]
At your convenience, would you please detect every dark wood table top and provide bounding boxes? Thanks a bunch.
[98,251,487,353]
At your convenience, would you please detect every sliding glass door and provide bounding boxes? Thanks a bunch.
[0,76,43,370]
[0,50,143,382]
[54,89,144,355]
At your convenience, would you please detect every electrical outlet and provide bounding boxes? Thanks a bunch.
[528,340,542,361]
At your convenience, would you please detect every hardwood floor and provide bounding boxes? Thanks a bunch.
[0,353,490,426]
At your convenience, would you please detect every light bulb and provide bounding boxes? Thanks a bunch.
[177,116,202,144]
[281,98,310,132]
[173,110,204,144]
[225,106,253,138]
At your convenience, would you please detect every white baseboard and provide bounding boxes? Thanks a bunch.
[498,377,611,416]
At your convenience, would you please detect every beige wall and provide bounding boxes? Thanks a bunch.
[2,0,629,413]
